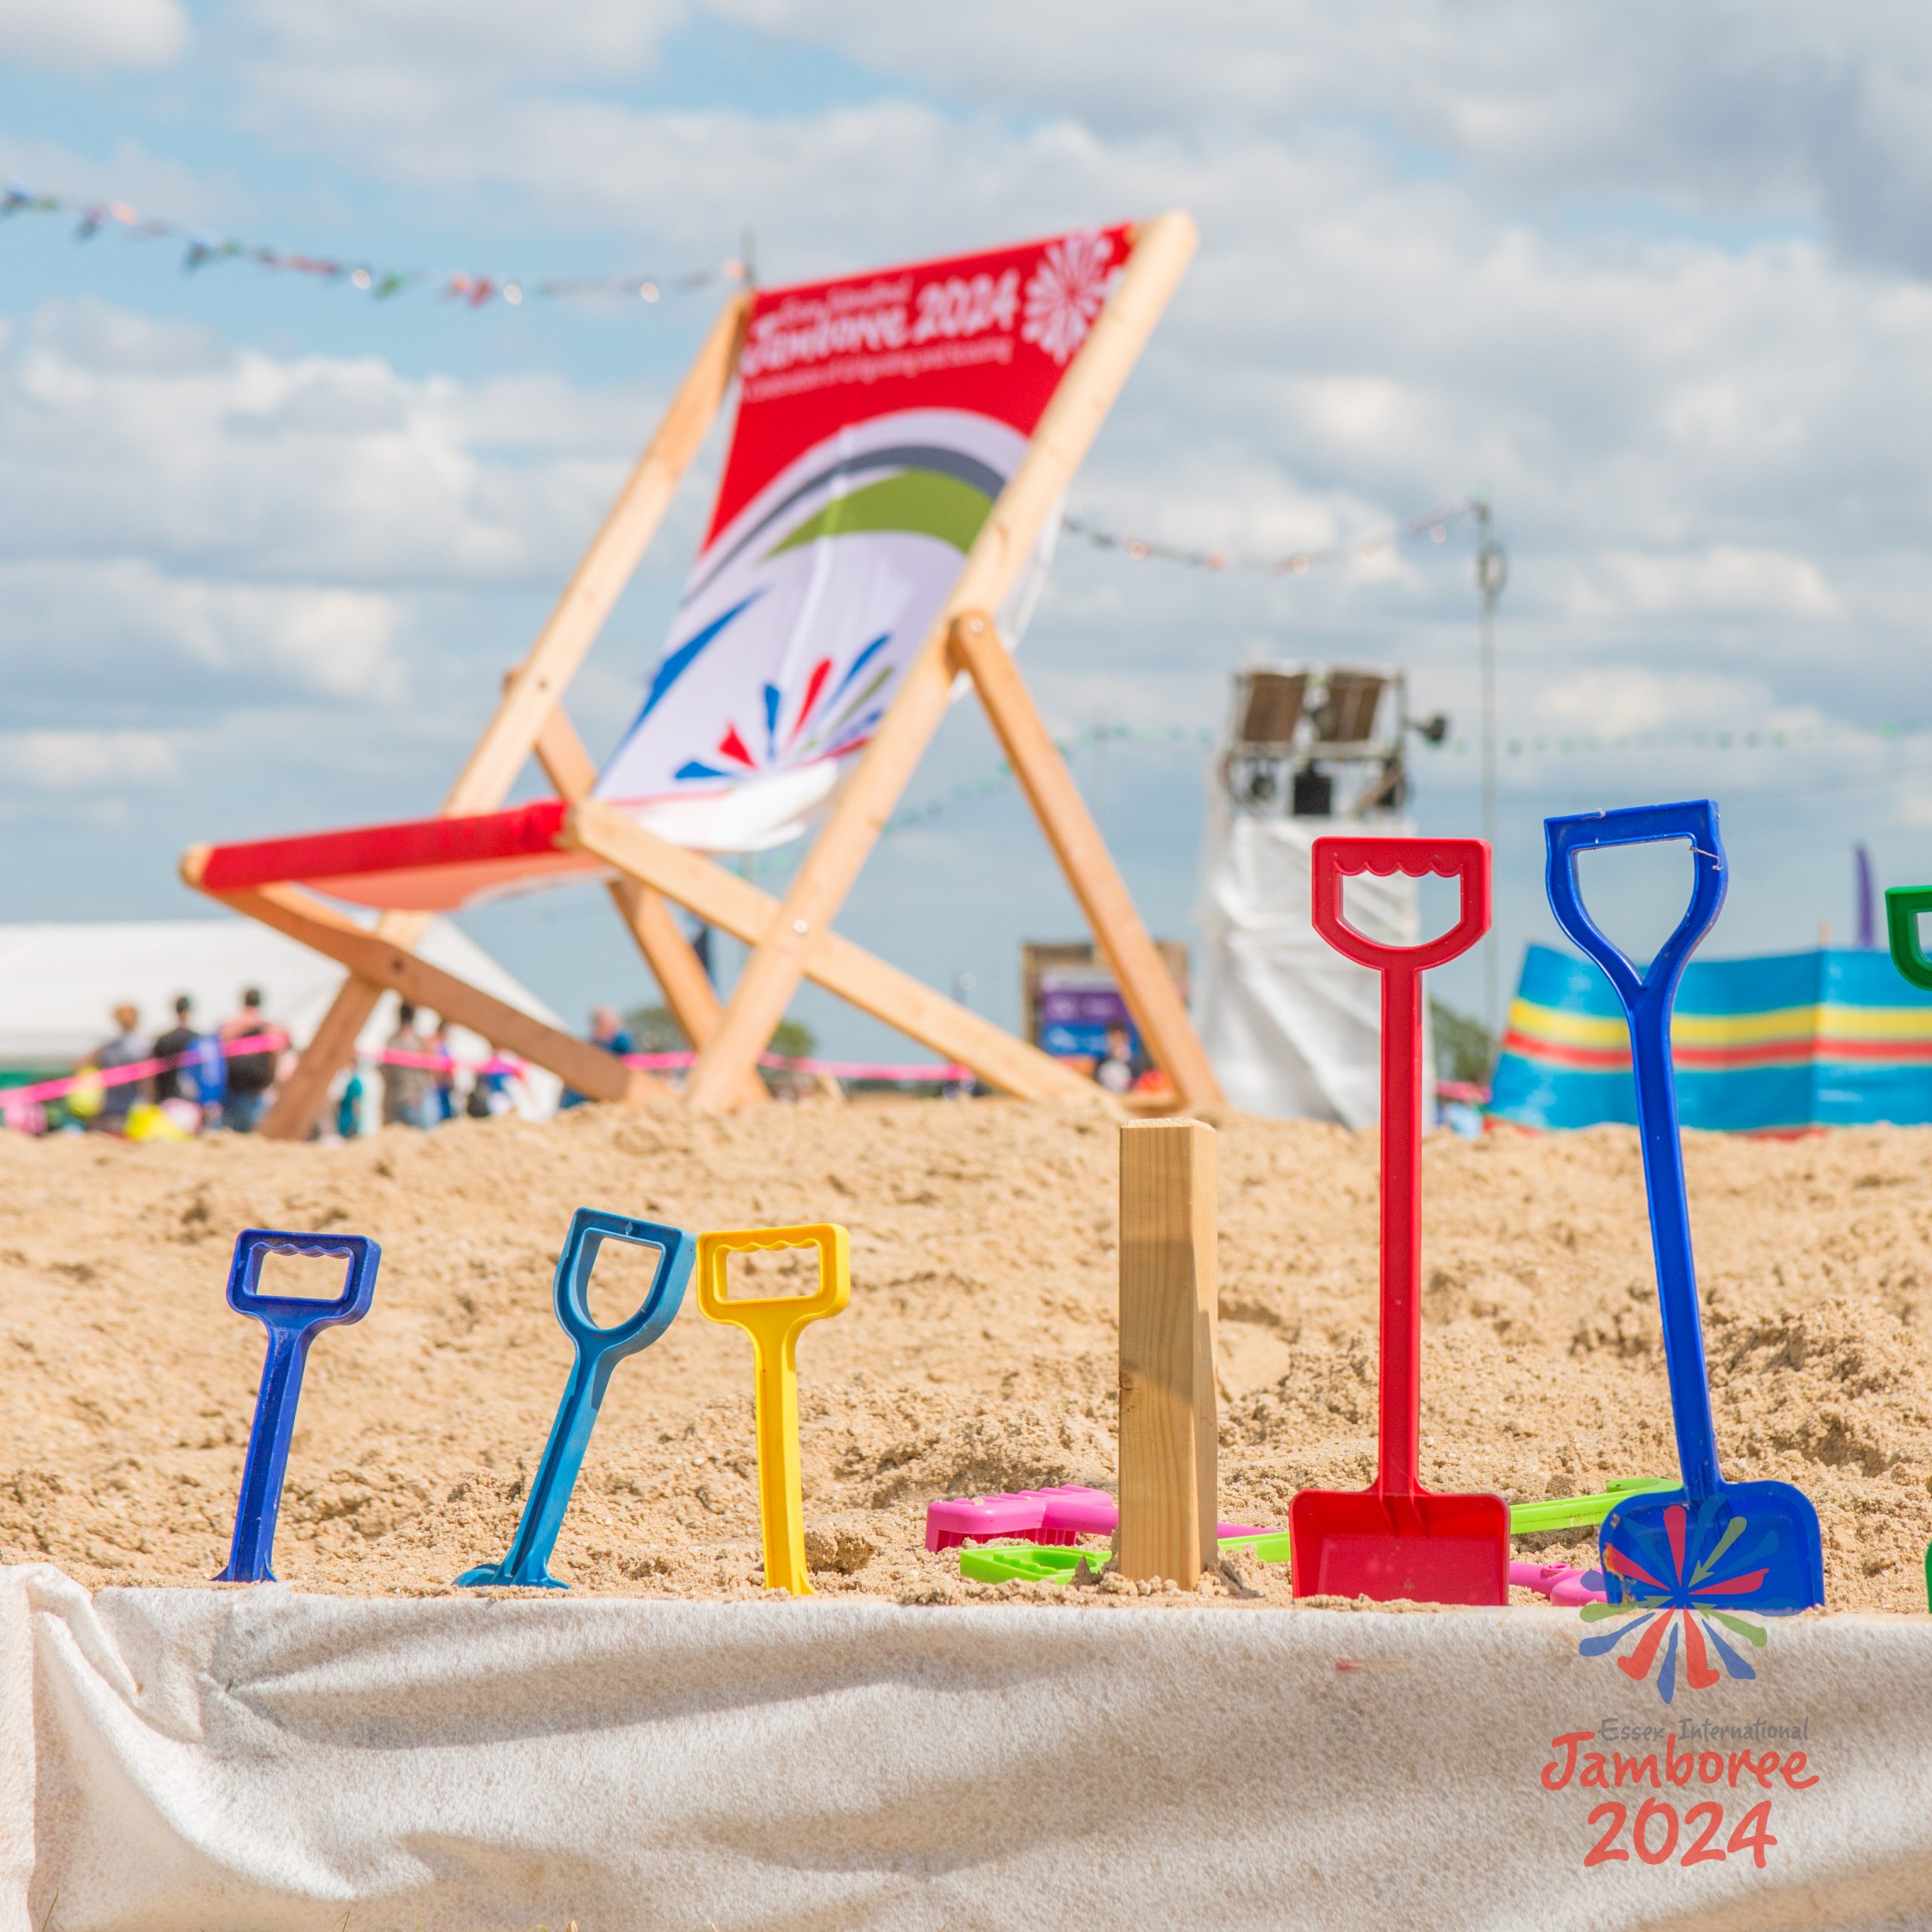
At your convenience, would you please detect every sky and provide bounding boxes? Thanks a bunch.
[4,2,1930,1056]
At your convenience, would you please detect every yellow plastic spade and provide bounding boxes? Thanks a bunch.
[695,1223,851,1595]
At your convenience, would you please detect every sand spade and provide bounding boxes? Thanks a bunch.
[1546,799,1824,1614]
[695,1224,851,1596]
[216,1229,380,1584]
[1877,881,1932,1609]
[457,1209,694,1589]
[1290,835,1511,1604]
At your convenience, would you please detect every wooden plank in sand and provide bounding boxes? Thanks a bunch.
[1117,1117,1220,1586]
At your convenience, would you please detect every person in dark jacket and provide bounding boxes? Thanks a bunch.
[220,987,281,1132]
[152,996,198,1105]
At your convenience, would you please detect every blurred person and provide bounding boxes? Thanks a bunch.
[336,1065,368,1140]
[151,996,198,1106]
[467,1052,518,1119]
[558,1005,635,1110]
[428,1021,458,1122]
[86,1004,147,1131]
[382,1001,438,1130]
[188,1027,226,1126]
[1094,1021,1138,1096]
[220,988,281,1133]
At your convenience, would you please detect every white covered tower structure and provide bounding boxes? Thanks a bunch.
[1192,665,1446,1125]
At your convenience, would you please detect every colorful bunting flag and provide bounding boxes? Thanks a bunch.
[0,176,741,310]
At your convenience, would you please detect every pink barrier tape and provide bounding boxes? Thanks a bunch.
[14,1029,967,1112]
[372,1047,526,1077]
[4,1032,290,1106]
[1437,1079,1493,1105]
[9,1035,530,1108]
[774,1055,973,1082]
[626,1051,973,1082]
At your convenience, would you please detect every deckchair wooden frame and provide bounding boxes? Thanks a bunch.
[197,210,1221,1134]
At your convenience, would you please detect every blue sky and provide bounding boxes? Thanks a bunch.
[5,2,1930,1053]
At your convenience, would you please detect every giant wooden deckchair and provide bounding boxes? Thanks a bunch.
[183,213,1223,1135]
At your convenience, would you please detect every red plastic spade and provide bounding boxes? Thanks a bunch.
[1290,835,1511,1606]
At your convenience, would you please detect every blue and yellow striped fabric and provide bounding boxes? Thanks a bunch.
[1489,943,1932,1132]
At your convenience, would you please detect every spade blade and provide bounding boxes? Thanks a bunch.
[1291,1488,1510,1606]
[1601,1484,1823,1615]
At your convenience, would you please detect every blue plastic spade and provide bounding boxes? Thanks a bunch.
[457,1208,694,1589]
[1546,800,1824,1614]
[215,1229,380,1584]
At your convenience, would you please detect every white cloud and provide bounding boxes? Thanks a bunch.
[5,560,404,699]
[0,301,657,590]
[1530,669,1791,738]
[706,2,1932,269]
[0,0,188,72]
[1568,548,1839,623]
[1895,782,1932,832]
[0,729,180,791]
[249,0,685,83]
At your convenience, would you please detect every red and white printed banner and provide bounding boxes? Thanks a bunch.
[592,226,1135,852]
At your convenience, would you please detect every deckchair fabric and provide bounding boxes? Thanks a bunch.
[592,226,1131,851]
[194,800,595,913]
[1490,940,1932,1131]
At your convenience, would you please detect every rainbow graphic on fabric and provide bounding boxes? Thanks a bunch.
[1490,941,1932,1131]
[1579,1500,1775,1704]
[621,413,1020,789]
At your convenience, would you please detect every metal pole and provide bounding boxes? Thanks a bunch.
[1475,500,1508,1054]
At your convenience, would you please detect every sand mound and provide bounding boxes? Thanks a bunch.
[2,1101,1929,1610]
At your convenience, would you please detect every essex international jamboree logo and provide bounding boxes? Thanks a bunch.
[1540,1500,1818,1873]
[1580,1500,1775,1704]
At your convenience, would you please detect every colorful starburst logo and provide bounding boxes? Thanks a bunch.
[1580,1502,1774,1704]
[672,629,894,785]
[1020,230,1118,365]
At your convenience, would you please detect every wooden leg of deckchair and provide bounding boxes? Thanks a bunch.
[260,964,405,1140]
[202,884,669,1109]
[681,213,1198,1114]
[947,611,1223,1110]
[531,702,767,1109]
[562,802,1099,1104]
[252,291,752,1139]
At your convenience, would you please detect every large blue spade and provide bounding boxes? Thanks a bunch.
[1546,799,1824,1615]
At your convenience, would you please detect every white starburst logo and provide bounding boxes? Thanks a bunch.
[1020,231,1118,365]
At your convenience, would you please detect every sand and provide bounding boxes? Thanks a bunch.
[2,1100,1930,1613]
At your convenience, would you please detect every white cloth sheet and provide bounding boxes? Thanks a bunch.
[5,1566,1930,1930]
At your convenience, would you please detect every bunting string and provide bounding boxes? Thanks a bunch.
[878,714,1932,840]
[1060,496,1481,574]
[0,179,743,309]
[1446,718,1932,761]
